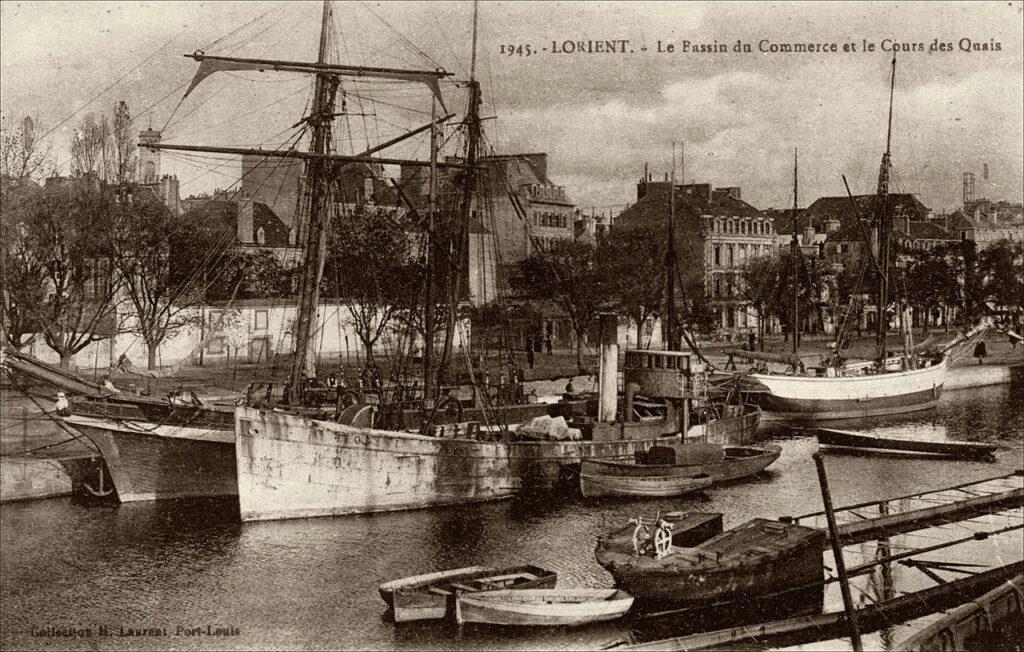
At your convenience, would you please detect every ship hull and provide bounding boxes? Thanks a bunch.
[744,358,946,422]
[63,415,237,502]
[235,407,682,522]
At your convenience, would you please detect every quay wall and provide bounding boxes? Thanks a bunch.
[0,455,102,504]
[1,457,71,502]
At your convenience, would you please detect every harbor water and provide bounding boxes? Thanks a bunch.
[2,382,1022,651]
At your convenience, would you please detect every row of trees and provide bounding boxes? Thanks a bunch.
[0,176,285,368]
[512,225,717,367]
[511,226,1023,367]
[741,239,1023,339]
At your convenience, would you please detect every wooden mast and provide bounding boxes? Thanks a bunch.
[439,0,481,387]
[790,147,800,354]
[874,56,896,365]
[665,143,678,351]
[288,0,339,401]
[423,96,438,401]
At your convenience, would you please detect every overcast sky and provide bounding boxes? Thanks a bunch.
[2,1,1021,214]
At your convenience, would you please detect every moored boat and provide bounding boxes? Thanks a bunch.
[455,588,634,627]
[816,428,997,461]
[63,414,237,501]
[378,565,491,612]
[741,358,947,422]
[730,59,993,424]
[383,565,556,623]
[580,442,780,494]
[579,472,712,499]
[595,512,826,605]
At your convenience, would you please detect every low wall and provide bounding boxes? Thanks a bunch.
[0,455,102,503]
[945,364,1023,390]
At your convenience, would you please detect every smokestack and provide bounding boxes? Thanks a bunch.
[597,313,619,423]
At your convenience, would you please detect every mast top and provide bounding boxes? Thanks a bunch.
[885,56,896,156]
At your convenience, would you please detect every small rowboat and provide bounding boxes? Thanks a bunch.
[816,428,997,461]
[579,471,712,498]
[584,444,780,484]
[380,564,557,622]
[379,565,490,612]
[455,588,634,626]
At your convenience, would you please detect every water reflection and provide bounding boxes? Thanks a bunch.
[1,384,1021,651]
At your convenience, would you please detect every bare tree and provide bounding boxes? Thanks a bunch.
[24,180,122,368]
[113,191,232,369]
[0,181,47,349]
[112,101,136,184]
[70,114,109,176]
[0,113,51,181]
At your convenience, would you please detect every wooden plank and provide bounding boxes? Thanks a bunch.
[832,488,1024,545]
[786,470,1021,521]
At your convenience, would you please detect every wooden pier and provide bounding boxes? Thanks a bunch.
[781,470,1024,546]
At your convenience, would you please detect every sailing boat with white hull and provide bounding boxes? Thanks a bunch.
[739,57,950,423]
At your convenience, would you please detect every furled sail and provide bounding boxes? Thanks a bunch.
[182,54,449,110]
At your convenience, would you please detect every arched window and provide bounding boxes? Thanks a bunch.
[256,226,266,245]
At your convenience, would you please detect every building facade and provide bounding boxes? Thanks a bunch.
[615,176,777,336]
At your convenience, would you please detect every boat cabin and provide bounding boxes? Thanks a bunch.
[623,349,706,400]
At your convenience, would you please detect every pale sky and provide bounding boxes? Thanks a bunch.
[2,1,1022,214]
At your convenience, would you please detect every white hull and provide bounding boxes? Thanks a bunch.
[746,357,947,421]
[455,589,634,626]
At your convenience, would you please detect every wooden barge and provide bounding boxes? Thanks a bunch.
[621,561,1023,650]
[595,513,826,605]
[899,573,1023,651]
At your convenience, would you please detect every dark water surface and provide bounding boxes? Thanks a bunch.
[2,383,1022,651]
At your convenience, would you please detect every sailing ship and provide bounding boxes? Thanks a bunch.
[1,347,237,500]
[736,58,956,422]
[223,2,707,521]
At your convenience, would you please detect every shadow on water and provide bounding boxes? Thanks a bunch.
[625,586,824,645]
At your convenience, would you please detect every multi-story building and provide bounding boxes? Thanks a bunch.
[945,202,1023,248]
[615,175,777,335]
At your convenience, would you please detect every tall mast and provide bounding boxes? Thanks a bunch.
[440,0,482,386]
[875,56,896,364]
[790,147,800,355]
[665,143,678,351]
[289,0,339,400]
[423,96,438,400]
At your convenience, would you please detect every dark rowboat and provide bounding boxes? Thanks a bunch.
[586,443,780,482]
[816,428,997,461]
[380,564,557,623]
[595,512,825,605]
[454,588,634,626]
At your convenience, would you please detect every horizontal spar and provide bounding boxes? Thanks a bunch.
[140,143,469,169]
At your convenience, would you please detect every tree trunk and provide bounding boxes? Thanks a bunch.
[147,343,158,370]
[575,334,584,371]
[922,308,929,334]
[59,352,72,369]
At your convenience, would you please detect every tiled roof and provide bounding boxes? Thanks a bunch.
[803,193,930,229]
